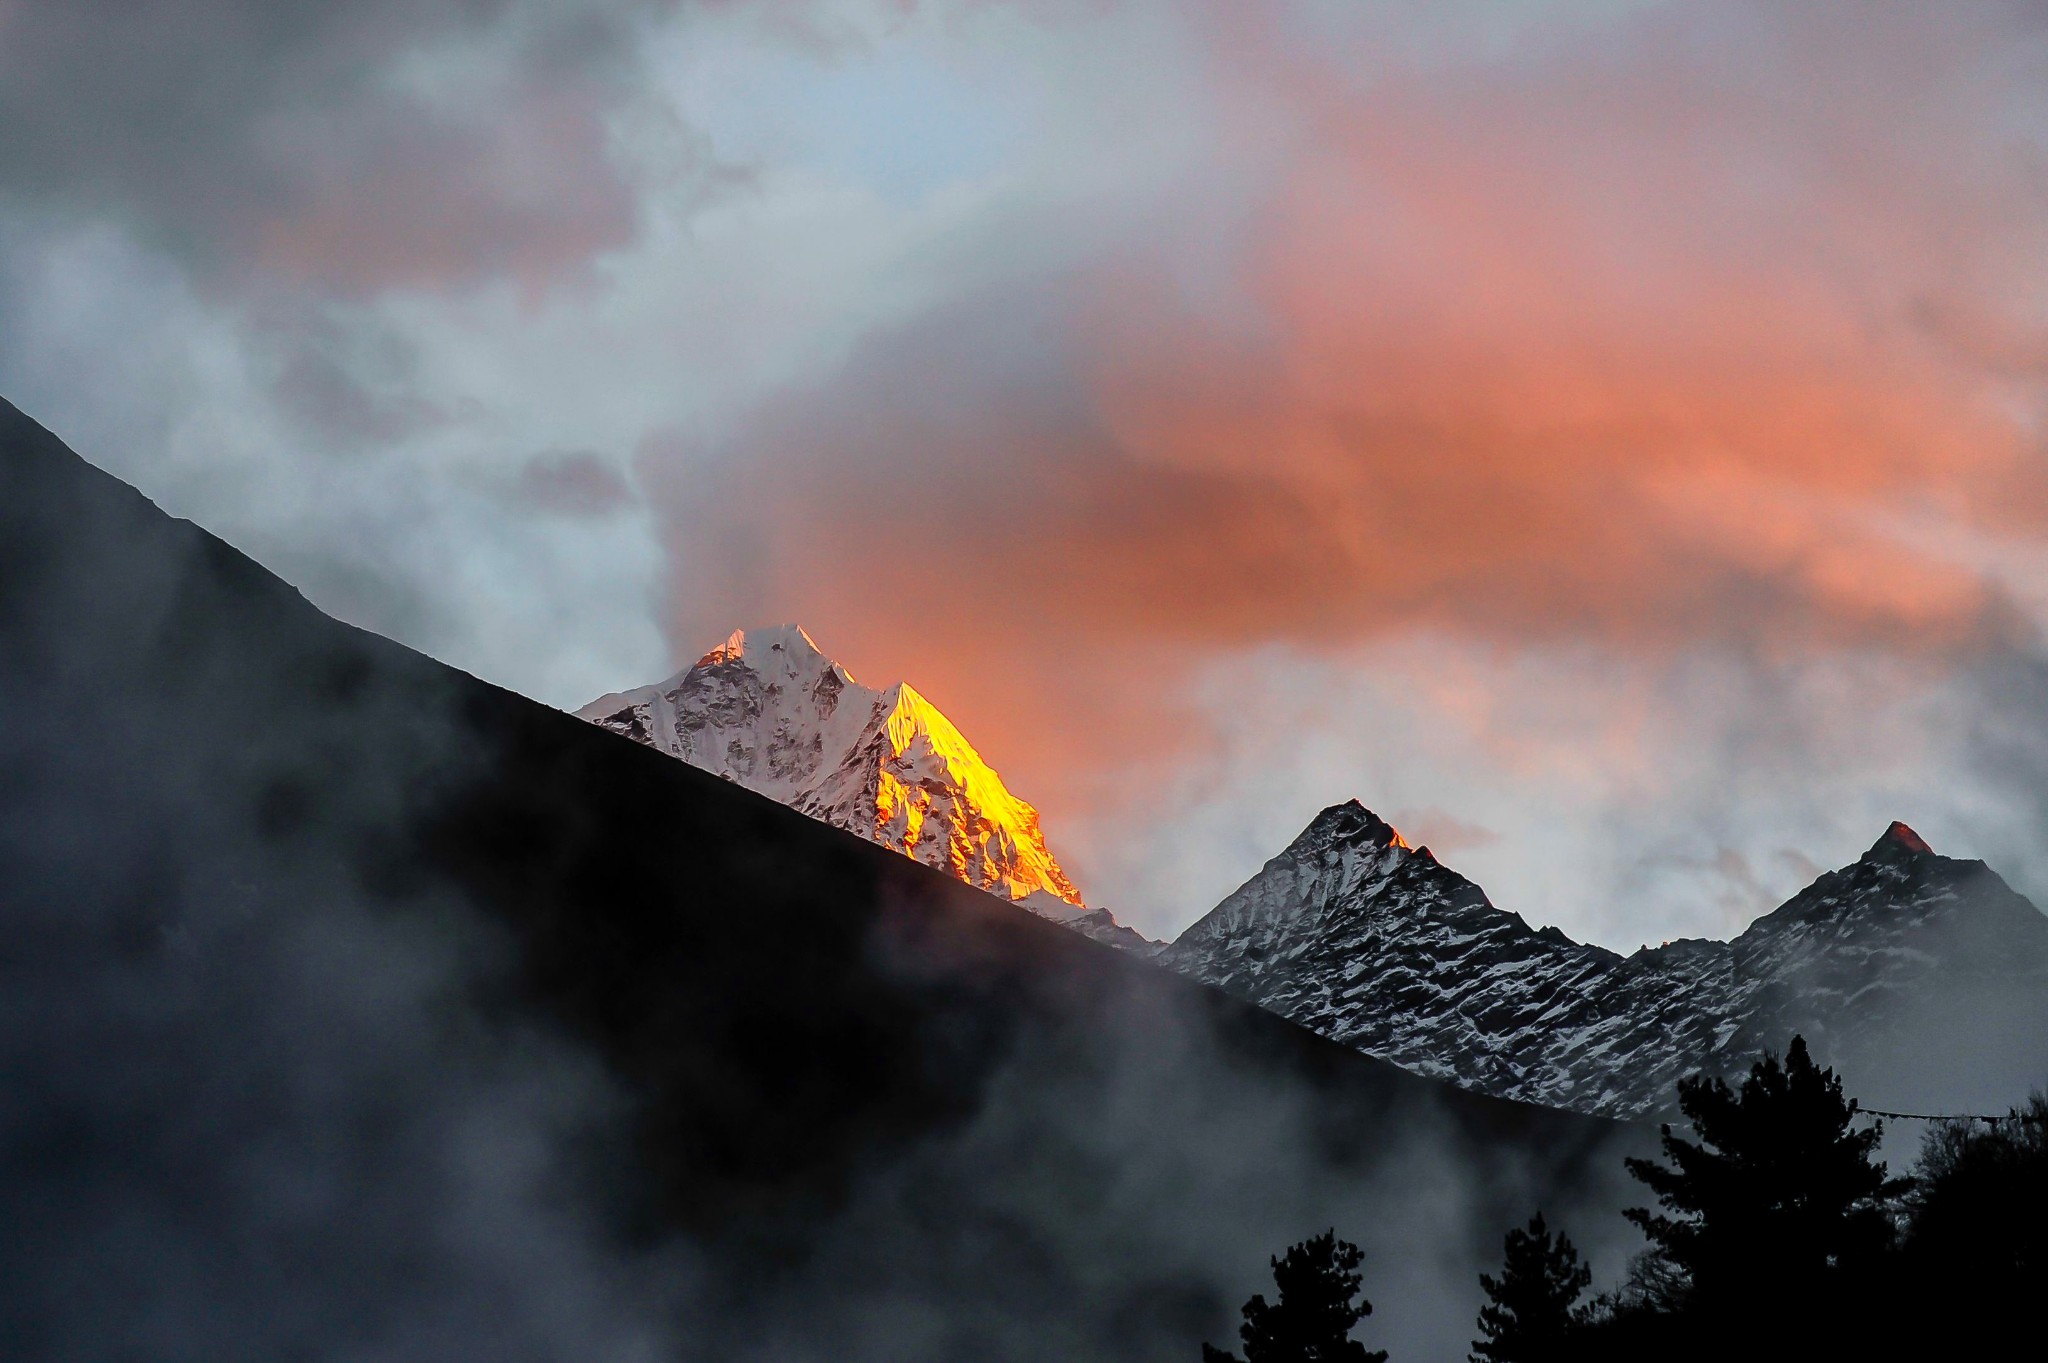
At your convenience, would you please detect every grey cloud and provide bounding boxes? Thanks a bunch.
[266,310,448,446]
[6,0,2046,968]
[1772,847,1825,886]
[1389,808,1501,857]
[0,0,678,293]
[1635,846,1781,931]
[514,449,635,517]
[247,536,461,646]
[1960,646,2048,906]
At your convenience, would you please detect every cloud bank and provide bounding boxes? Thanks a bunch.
[4,0,2047,941]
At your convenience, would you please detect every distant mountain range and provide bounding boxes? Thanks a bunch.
[1163,802,2048,1118]
[582,635,2048,1121]
[579,626,1155,949]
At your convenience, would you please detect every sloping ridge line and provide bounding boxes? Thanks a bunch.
[0,393,1634,1247]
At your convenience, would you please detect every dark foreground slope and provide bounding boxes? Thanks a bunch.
[0,398,1643,1363]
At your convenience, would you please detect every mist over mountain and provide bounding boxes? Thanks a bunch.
[577,626,2048,1126]
[580,627,1155,950]
[1165,802,2048,1118]
[0,395,1643,1361]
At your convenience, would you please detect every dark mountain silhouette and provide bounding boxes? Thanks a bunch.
[0,397,1643,1362]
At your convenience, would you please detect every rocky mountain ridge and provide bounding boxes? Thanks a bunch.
[1162,803,2048,1118]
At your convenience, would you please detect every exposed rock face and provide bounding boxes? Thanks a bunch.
[580,626,1156,948]
[1162,804,2048,1117]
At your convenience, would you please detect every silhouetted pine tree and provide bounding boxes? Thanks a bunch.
[1622,1036,1904,1320]
[1202,1229,1388,1363]
[1468,1212,1590,1362]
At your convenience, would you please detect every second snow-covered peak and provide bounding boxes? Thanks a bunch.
[1166,799,1445,956]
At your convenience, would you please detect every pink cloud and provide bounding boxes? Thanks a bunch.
[624,0,2048,906]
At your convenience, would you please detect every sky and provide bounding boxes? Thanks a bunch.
[4,0,2048,945]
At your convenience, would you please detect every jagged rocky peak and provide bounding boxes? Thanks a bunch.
[1165,808,2048,1118]
[579,626,1157,950]
[1170,799,1417,951]
[1162,798,1621,1104]
[1750,819,1971,938]
[1288,798,1450,867]
[1295,799,1410,853]
[1868,819,1934,859]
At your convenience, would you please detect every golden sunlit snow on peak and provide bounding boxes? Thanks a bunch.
[579,626,1089,913]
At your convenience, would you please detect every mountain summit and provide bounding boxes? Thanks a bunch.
[1164,802,2048,1117]
[1871,819,1935,858]
[580,626,1153,948]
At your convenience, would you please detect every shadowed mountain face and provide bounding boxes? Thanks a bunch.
[1164,803,2048,1118]
[0,398,1643,1363]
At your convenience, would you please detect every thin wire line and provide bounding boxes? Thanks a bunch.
[1853,1106,2046,1125]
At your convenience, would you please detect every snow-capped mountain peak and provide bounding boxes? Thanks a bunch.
[579,626,1154,949]
[697,622,831,672]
